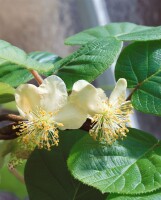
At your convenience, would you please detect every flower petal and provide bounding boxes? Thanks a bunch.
[109,78,127,106]
[70,80,106,115]
[39,75,68,112]
[15,84,41,118]
[55,103,87,130]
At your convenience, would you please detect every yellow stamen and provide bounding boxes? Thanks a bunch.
[13,108,63,151]
[89,99,133,144]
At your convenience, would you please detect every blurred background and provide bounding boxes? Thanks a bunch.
[0,0,161,199]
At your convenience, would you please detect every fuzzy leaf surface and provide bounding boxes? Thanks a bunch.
[65,22,152,45]
[108,190,161,200]
[54,37,122,90]
[115,40,161,115]
[0,41,55,86]
[68,128,161,194]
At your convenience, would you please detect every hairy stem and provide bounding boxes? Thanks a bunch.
[30,70,43,85]
[0,117,91,140]
[0,124,18,140]
[0,114,23,122]
[8,166,25,184]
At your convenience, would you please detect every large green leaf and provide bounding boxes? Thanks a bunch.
[0,65,33,87]
[118,26,161,41]
[68,128,161,194]
[0,40,53,72]
[28,51,61,76]
[0,41,55,86]
[115,40,161,116]
[54,37,122,90]
[25,130,106,200]
[108,190,161,200]
[0,82,15,103]
[28,51,61,64]
[65,22,152,45]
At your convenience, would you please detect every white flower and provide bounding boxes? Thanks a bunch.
[14,75,87,150]
[70,78,133,144]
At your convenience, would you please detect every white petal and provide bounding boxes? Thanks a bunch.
[96,88,107,101]
[109,78,127,106]
[39,75,68,112]
[70,80,106,115]
[15,84,41,119]
[55,103,87,130]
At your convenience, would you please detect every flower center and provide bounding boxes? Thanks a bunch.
[89,100,133,144]
[13,108,63,151]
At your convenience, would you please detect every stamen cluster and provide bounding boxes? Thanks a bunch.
[13,108,63,151]
[89,100,133,144]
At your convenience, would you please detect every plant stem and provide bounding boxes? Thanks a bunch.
[126,84,141,101]
[8,166,25,184]
[30,70,43,85]
[0,114,23,122]
[0,124,18,140]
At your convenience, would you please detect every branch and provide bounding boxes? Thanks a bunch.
[30,70,43,85]
[126,84,141,101]
[8,166,25,184]
[80,119,91,132]
[0,115,91,140]
[0,124,18,140]
[0,114,23,122]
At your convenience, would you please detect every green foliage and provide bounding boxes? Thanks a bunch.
[108,190,161,200]
[25,130,106,200]
[1,101,17,111]
[118,26,161,41]
[28,51,61,64]
[0,64,32,87]
[2,23,161,199]
[54,37,122,90]
[28,51,61,75]
[68,128,161,195]
[0,41,55,86]
[65,22,155,45]
[0,82,15,104]
[115,40,161,116]
[0,40,53,72]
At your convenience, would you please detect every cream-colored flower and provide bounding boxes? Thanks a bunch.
[70,78,133,144]
[14,75,87,150]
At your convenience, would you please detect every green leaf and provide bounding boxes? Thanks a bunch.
[108,190,161,200]
[28,51,61,76]
[118,26,161,41]
[115,40,161,116]
[65,22,151,45]
[0,40,53,72]
[1,101,17,111]
[28,51,61,64]
[0,41,55,86]
[0,65,33,87]
[25,130,106,200]
[68,128,161,195]
[54,37,122,90]
[0,82,15,104]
